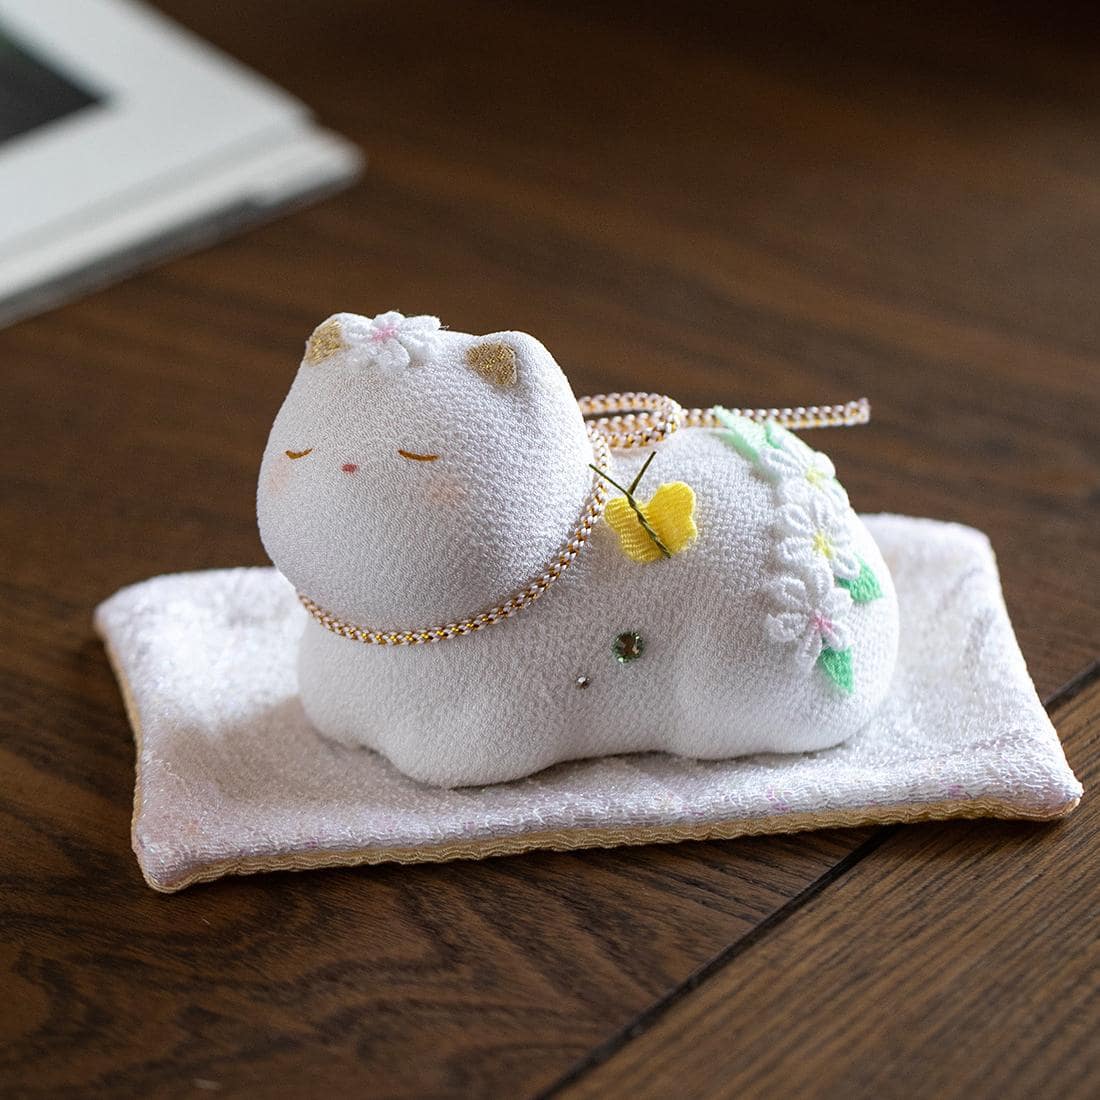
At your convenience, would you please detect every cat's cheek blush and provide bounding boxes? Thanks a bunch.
[266,463,290,494]
[341,463,359,474]
[427,479,467,507]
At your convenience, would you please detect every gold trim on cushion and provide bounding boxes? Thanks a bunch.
[103,642,1078,894]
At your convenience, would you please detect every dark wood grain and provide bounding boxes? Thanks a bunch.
[558,676,1100,1100]
[0,818,863,1096]
[1,0,1097,1096]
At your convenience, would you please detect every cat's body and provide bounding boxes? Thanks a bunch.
[259,313,899,787]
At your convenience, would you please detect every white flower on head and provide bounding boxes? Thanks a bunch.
[346,310,443,371]
[765,563,853,668]
[758,422,849,509]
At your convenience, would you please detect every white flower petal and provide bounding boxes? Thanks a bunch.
[774,468,850,511]
[776,501,816,539]
[820,478,850,510]
[766,573,810,613]
[765,611,804,644]
[796,624,825,667]
[821,583,854,623]
[802,557,840,605]
[758,446,804,482]
[372,342,410,371]
[758,428,865,673]
[804,492,838,531]
[775,536,816,572]
[396,315,442,363]
[813,451,836,480]
[824,617,852,652]
[774,476,813,506]
[766,421,814,459]
[400,314,441,334]
[830,544,863,581]
[399,332,442,359]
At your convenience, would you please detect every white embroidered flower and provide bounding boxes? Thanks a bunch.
[775,491,862,582]
[346,310,443,371]
[757,423,849,509]
[765,563,853,668]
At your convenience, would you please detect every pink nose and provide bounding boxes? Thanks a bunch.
[341,463,358,474]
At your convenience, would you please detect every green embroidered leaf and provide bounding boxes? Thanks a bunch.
[818,646,854,694]
[838,559,883,603]
[763,419,791,450]
[713,406,766,462]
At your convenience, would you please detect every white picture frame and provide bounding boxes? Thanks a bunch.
[0,0,361,325]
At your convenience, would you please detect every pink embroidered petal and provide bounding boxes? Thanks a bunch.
[764,563,852,669]
[797,624,827,666]
[816,614,849,652]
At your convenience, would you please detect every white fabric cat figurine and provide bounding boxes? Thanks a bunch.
[258,311,899,787]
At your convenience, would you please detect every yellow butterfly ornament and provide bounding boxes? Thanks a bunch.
[592,452,698,564]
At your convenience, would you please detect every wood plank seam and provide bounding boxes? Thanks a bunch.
[536,829,896,1099]
[540,659,1100,1099]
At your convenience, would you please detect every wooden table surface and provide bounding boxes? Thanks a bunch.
[3,2,1098,1096]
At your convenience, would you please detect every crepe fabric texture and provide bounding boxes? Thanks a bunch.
[94,514,1082,893]
[258,322,900,785]
[291,429,900,786]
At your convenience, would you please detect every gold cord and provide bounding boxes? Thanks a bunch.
[299,395,870,645]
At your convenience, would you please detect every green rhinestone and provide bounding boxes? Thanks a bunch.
[613,630,645,664]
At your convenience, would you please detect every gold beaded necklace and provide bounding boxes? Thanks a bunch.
[298,394,870,646]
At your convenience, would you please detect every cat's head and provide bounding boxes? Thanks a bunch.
[257,311,593,626]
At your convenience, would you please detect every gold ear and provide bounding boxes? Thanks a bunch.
[465,341,518,386]
[304,317,345,365]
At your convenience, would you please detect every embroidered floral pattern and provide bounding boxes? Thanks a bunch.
[339,310,443,372]
[713,407,767,462]
[714,408,881,694]
[758,421,850,510]
[775,493,862,582]
[765,564,853,668]
[838,559,883,603]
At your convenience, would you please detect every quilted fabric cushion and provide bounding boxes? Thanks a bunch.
[95,514,1081,893]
